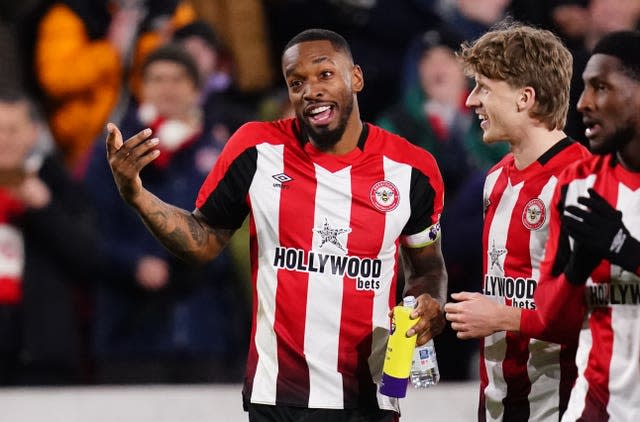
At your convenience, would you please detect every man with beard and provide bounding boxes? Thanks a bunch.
[104,28,447,421]
[446,30,640,421]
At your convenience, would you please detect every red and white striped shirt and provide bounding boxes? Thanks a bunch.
[521,153,640,422]
[196,119,444,411]
[0,188,25,304]
[480,138,590,421]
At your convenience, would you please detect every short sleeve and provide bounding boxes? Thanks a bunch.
[400,165,444,248]
[196,123,260,229]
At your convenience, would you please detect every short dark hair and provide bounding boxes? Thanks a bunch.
[282,28,353,61]
[173,20,221,51]
[592,30,640,81]
[142,43,201,87]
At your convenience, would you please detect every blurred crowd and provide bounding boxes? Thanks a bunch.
[0,0,638,386]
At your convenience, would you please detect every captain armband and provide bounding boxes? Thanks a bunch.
[401,222,441,248]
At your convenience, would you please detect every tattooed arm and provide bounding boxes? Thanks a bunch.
[105,123,232,263]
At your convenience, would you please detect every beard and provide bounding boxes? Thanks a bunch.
[298,97,354,151]
[591,125,633,155]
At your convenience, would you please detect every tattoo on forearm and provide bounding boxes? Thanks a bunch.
[166,225,193,254]
[187,215,207,247]
[148,210,169,232]
[136,194,234,262]
[140,197,209,261]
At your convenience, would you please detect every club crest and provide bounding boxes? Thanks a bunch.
[369,180,399,212]
[522,198,546,230]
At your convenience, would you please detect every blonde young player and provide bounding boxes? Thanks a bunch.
[444,22,590,421]
[447,30,640,422]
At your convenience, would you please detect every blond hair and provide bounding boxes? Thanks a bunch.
[459,21,572,130]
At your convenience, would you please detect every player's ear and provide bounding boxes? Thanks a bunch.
[517,86,535,112]
[352,64,364,93]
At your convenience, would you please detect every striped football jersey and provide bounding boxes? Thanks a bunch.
[526,153,640,422]
[195,119,444,411]
[480,138,590,421]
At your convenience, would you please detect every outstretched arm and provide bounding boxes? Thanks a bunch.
[400,238,448,345]
[106,123,232,263]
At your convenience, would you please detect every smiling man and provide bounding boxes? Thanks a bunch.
[445,29,640,422]
[104,28,448,422]
[444,21,590,421]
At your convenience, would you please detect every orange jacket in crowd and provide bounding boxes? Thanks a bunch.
[35,2,195,171]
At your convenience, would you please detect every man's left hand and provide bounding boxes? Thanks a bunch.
[563,188,640,273]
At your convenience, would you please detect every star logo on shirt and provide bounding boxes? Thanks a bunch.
[489,240,507,271]
[313,218,352,252]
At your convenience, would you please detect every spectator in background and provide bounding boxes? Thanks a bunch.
[552,0,640,51]
[550,0,640,143]
[34,0,144,173]
[376,27,508,380]
[127,0,196,100]
[378,27,508,195]
[436,0,512,41]
[172,19,256,142]
[0,91,100,385]
[187,0,276,95]
[84,44,247,384]
[263,0,442,121]
[34,0,195,175]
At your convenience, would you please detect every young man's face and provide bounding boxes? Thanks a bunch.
[465,73,522,144]
[418,46,467,106]
[142,60,200,119]
[0,100,38,170]
[282,40,363,150]
[577,53,640,155]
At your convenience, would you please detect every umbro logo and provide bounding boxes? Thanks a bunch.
[272,173,292,183]
[272,173,293,188]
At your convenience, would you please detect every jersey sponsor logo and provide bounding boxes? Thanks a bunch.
[522,198,546,230]
[272,173,293,189]
[488,240,507,271]
[313,218,352,252]
[369,180,399,212]
[272,246,383,291]
[483,274,538,309]
[587,282,640,307]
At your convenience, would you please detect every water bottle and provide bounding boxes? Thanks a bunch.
[410,338,440,388]
[380,296,419,398]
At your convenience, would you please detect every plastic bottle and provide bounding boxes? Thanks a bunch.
[380,296,419,398]
[410,338,440,388]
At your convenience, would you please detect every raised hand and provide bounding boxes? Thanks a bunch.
[563,188,640,274]
[105,123,159,205]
